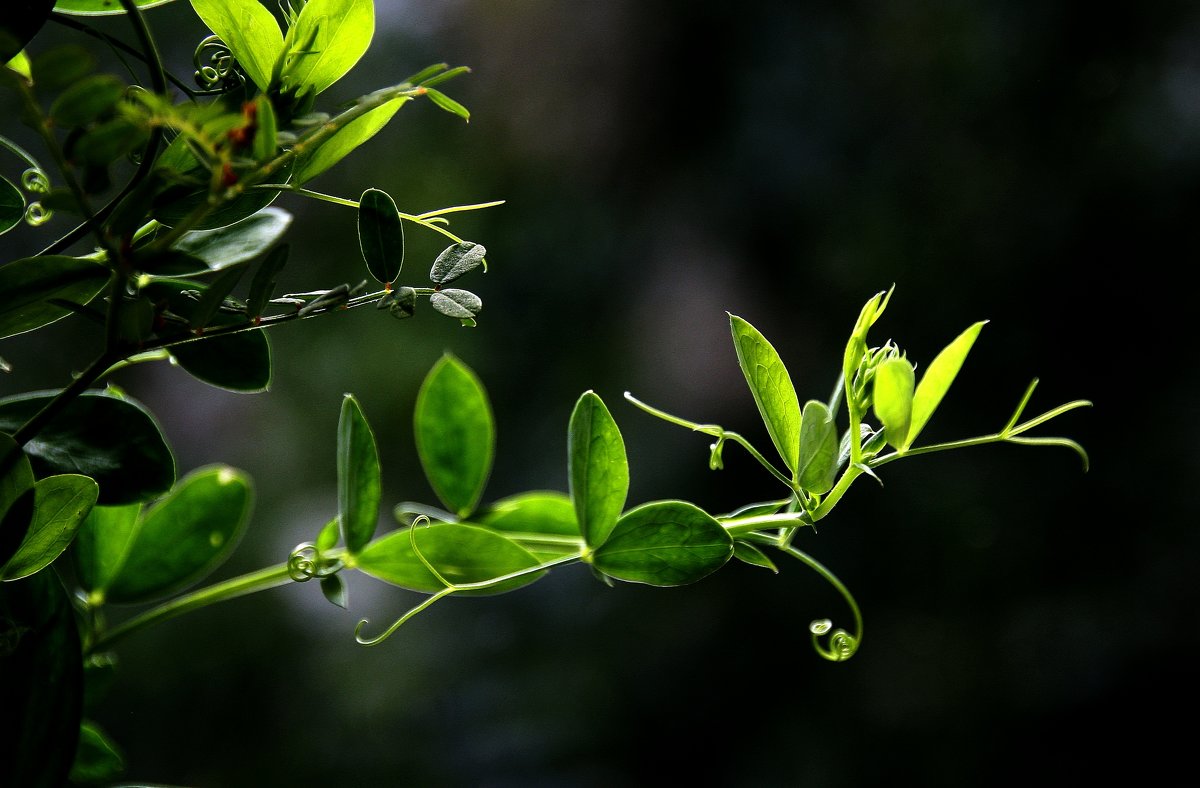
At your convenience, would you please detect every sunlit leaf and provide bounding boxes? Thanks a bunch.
[53,0,177,16]
[568,391,628,550]
[905,321,987,450]
[425,88,469,122]
[0,571,82,788]
[1,475,97,581]
[293,98,407,184]
[171,206,292,271]
[592,500,732,586]
[277,0,374,97]
[475,492,579,537]
[72,503,141,596]
[729,314,801,475]
[357,188,404,285]
[188,0,283,91]
[357,522,543,596]
[0,256,111,340]
[414,355,494,517]
[169,331,272,393]
[0,391,175,506]
[733,541,778,573]
[873,357,915,450]
[0,434,35,568]
[797,400,837,495]
[104,465,253,604]
[338,394,380,554]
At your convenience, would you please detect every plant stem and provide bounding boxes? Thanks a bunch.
[12,352,118,446]
[86,562,297,655]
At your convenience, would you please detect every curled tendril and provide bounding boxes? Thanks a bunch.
[780,545,864,663]
[193,35,246,94]
[21,168,49,195]
[24,203,52,227]
[287,542,343,582]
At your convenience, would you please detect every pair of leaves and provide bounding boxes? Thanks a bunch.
[568,392,732,585]
[872,321,987,450]
[74,465,252,604]
[189,0,373,97]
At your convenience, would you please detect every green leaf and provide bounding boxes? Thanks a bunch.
[171,206,292,271]
[169,331,272,393]
[475,492,579,537]
[797,400,838,495]
[381,285,416,319]
[319,574,348,609]
[357,522,544,596]
[872,357,915,450]
[337,394,380,554]
[53,0,177,16]
[414,354,494,518]
[0,571,83,788]
[315,517,338,551]
[1,475,98,581]
[568,391,628,550]
[733,540,778,573]
[425,88,469,122]
[429,289,481,320]
[246,243,288,320]
[188,0,283,92]
[69,721,124,784]
[357,188,404,285]
[729,314,802,475]
[0,391,175,506]
[429,241,485,284]
[0,435,35,568]
[5,50,32,83]
[71,116,148,166]
[0,256,111,340]
[843,286,893,388]
[104,465,253,604]
[0,176,24,235]
[48,74,124,128]
[251,93,277,161]
[293,97,408,184]
[905,321,987,450]
[276,0,374,97]
[153,147,291,231]
[72,503,141,597]
[592,500,732,586]
[30,44,95,90]
[186,263,248,329]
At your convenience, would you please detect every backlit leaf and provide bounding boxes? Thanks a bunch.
[72,503,141,596]
[414,355,493,518]
[188,0,283,91]
[276,0,374,97]
[293,98,407,184]
[338,394,380,554]
[592,500,732,586]
[905,321,987,450]
[873,357,915,449]
[1,475,98,581]
[729,314,801,475]
[568,391,628,549]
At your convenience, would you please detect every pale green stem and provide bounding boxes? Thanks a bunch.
[779,543,863,662]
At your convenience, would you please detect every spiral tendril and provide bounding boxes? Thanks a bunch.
[287,542,343,582]
[24,203,51,227]
[21,168,49,194]
[193,35,246,93]
[781,545,864,663]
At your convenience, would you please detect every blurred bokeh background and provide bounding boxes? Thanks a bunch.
[2,0,1195,785]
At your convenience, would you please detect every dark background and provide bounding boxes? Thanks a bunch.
[2,1,1195,785]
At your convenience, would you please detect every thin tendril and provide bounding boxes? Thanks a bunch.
[192,35,246,94]
[778,544,863,662]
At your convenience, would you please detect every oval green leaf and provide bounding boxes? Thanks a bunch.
[0,571,82,788]
[905,321,987,450]
[873,357,915,450]
[188,0,283,92]
[592,500,732,587]
[473,491,580,559]
[0,255,111,340]
[48,73,124,128]
[293,97,407,184]
[357,188,404,284]
[729,314,801,476]
[733,540,778,573]
[338,394,380,554]
[357,522,543,596]
[429,289,481,320]
[430,241,486,285]
[169,330,272,393]
[414,354,494,518]
[568,391,628,550]
[797,400,838,495]
[0,434,35,568]
[0,175,24,235]
[0,391,175,506]
[171,206,292,271]
[53,0,178,16]
[104,465,253,604]
[1,475,98,581]
[277,0,374,97]
[72,502,141,597]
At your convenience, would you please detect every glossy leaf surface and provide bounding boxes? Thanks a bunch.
[873,357,915,449]
[568,391,628,549]
[475,491,579,537]
[414,355,493,518]
[797,400,837,494]
[338,394,380,554]
[1,475,97,581]
[906,321,987,449]
[0,434,35,568]
[357,522,543,596]
[171,207,292,271]
[0,391,174,505]
[104,466,252,603]
[293,98,407,184]
[169,331,272,393]
[0,255,111,340]
[592,500,732,586]
[72,503,140,595]
[730,314,801,475]
[277,0,374,97]
[357,188,404,284]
